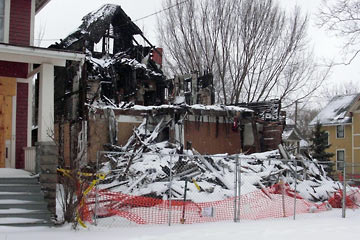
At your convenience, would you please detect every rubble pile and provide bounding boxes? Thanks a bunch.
[97,121,343,203]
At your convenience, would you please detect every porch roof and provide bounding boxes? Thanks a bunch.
[0,43,85,67]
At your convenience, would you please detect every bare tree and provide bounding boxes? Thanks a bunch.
[318,0,360,64]
[320,80,360,101]
[158,0,327,106]
[288,105,320,139]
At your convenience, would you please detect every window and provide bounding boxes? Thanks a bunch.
[336,150,345,171]
[0,0,4,42]
[324,131,329,146]
[336,125,344,138]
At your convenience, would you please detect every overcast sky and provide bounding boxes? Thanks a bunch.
[35,0,360,107]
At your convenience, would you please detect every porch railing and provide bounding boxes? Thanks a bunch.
[24,147,36,172]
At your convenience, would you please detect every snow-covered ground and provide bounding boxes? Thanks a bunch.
[0,209,359,240]
[0,168,34,178]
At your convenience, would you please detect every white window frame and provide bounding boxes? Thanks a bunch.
[336,149,345,171]
[336,125,345,139]
[325,131,330,146]
[0,0,10,43]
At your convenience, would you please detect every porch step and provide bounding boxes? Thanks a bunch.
[0,193,44,201]
[0,201,48,210]
[0,210,51,219]
[0,177,38,185]
[0,219,53,227]
[0,184,41,192]
[0,173,53,227]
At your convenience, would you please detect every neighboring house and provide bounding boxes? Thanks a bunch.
[282,125,309,155]
[0,0,85,170]
[0,0,85,213]
[310,93,360,174]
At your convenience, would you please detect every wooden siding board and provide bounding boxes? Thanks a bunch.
[354,113,360,135]
[0,77,17,96]
[9,0,31,45]
[15,82,28,169]
[0,77,16,168]
[0,61,28,79]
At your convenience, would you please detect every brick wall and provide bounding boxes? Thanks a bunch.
[15,82,28,168]
[184,119,242,155]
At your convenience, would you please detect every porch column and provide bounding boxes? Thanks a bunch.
[38,63,54,142]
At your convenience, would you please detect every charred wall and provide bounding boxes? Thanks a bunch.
[263,123,284,151]
[184,117,242,155]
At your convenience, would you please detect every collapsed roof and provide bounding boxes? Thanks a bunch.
[52,4,142,52]
[51,4,167,112]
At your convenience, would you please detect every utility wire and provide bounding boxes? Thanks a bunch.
[35,0,189,41]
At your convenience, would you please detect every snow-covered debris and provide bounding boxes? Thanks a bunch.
[96,122,344,204]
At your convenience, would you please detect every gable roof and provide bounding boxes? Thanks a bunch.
[50,4,142,50]
[310,93,360,126]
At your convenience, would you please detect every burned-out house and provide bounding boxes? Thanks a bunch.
[50,4,166,116]
[44,4,285,168]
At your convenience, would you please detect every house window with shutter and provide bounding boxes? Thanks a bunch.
[336,125,344,138]
[0,0,4,42]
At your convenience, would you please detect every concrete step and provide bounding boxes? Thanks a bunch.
[0,177,39,185]
[0,193,44,201]
[0,184,41,193]
[0,201,48,210]
[0,218,53,227]
[0,210,51,219]
[0,173,54,227]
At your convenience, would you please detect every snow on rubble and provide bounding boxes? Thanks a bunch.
[96,120,347,205]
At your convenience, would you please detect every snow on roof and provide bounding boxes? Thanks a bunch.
[300,139,309,148]
[310,93,360,126]
[81,4,118,29]
[89,53,163,78]
[90,101,253,115]
[53,4,142,49]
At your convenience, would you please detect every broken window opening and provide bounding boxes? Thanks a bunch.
[94,25,115,55]
[94,38,103,53]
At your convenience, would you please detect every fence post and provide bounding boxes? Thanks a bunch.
[168,155,173,226]
[94,151,99,226]
[234,155,238,222]
[237,154,241,222]
[342,162,346,218]
[281,176,286,218]
[293,158,298,220]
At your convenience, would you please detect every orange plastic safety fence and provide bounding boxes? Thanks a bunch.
[328,188,360,209]
[80,185,330,225]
